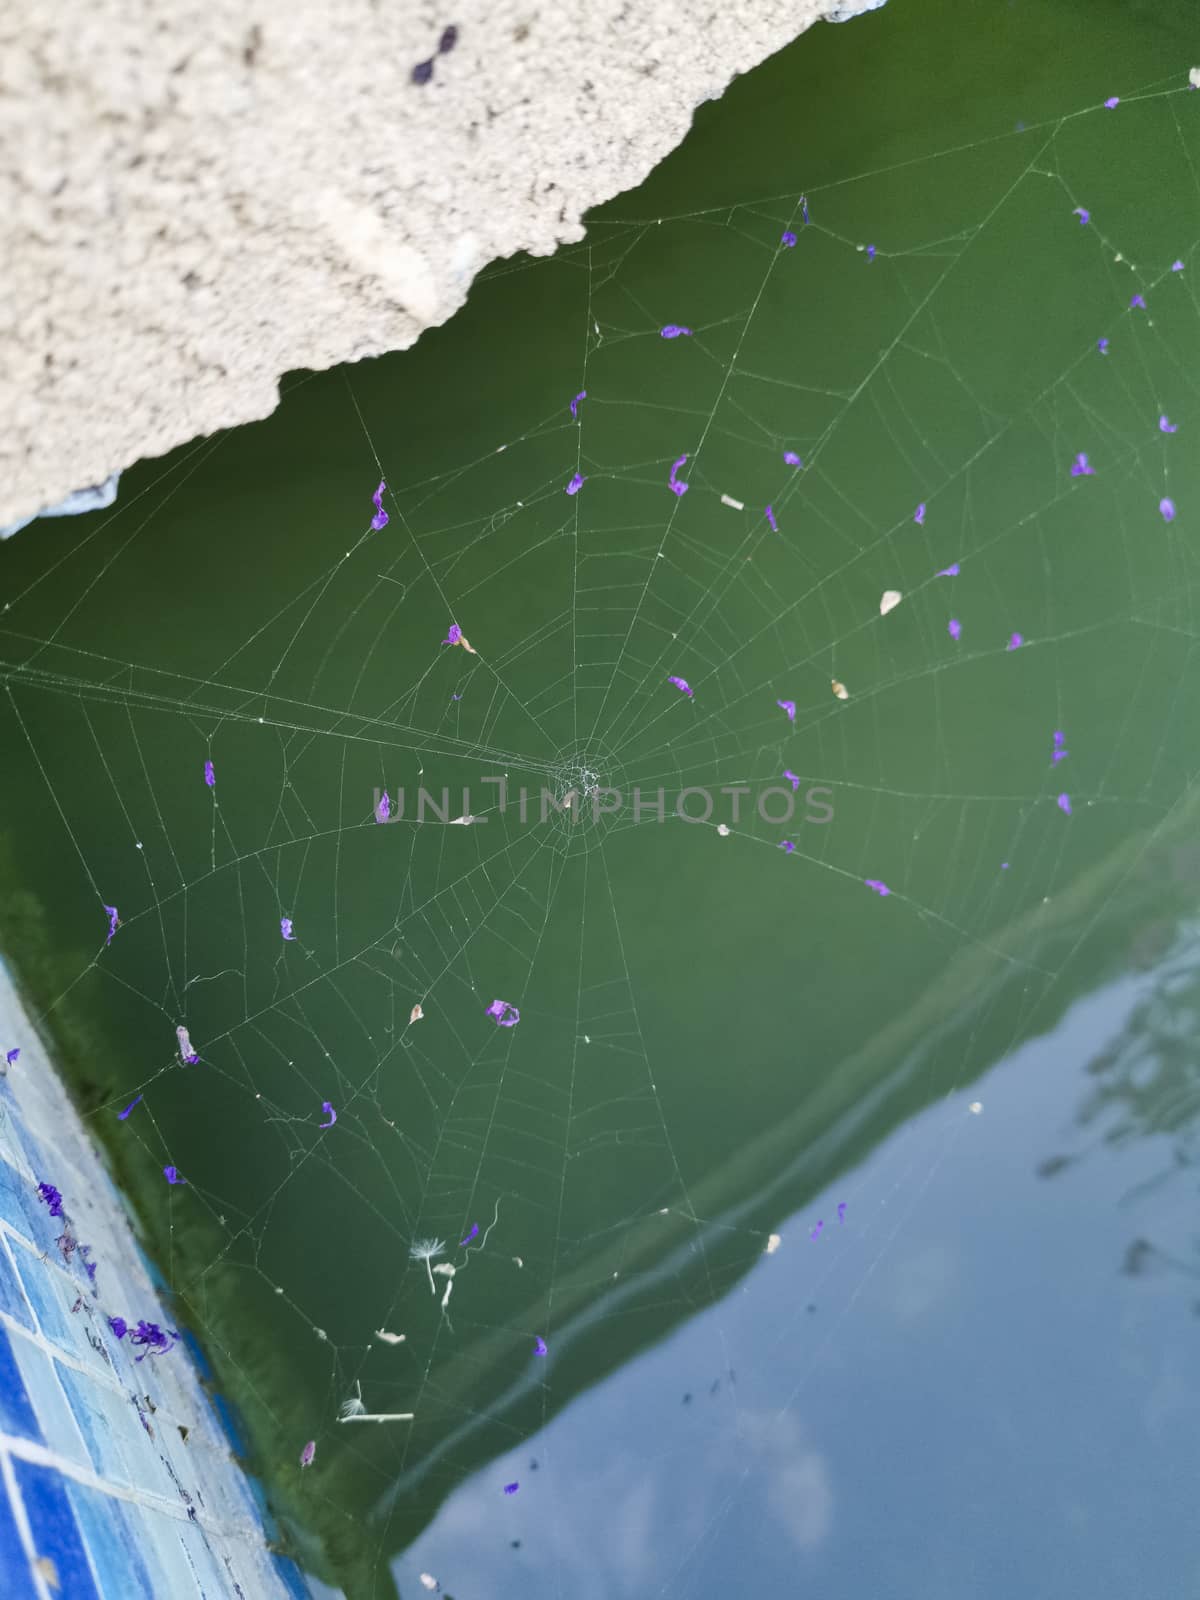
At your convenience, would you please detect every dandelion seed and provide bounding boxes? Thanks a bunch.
[318,1101,336,1130]
[783,770,801,791]
[1160,498,1176,522]
[203,760,215,787]
[936,563,959,577]
[831,680,849,700]
[486,998,520,1027]
[864,879,891,897]
[765,504,778,532]
[783,450,802,467]
[914,502,926,525]
[163,1166,184,1185]
[1160,415,1178,433]
[780,231,797,248]
[948,619,961,640]
[1007,633,1024,651]
[668,675,693,698]
[660,325,692,339]
[370,480,389,531]
[1070,452,1095,477]
[1057,793,1072,816]
[103,905,119,945]
[504,1481,519,1494]
[534,1335,548,1356]
[565,473,586,496]
[570,390,586,418]
[410,1003,424,1023]
[409,1238,446,1294]
[280,917,295,941]
[176,1025,198,1065]
[777,699,796,722]
[300,1440,315,1469]
[117,1095,142,1121]
[880,589,902,616]
[460,1223,479,1247]
[765,1233,782,1254]
[1073,207,1090,225]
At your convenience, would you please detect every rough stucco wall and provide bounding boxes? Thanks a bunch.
[0,1,884,528]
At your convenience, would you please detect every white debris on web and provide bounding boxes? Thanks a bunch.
[969,1101,983,1114]
[765,1233,782,1254]
[880,589,902,615]
[375,1329,406,1344]
[720,493,745,510]
[419,1577,439,1594]
[832,679,850,700]
[449,814,477,825]
[410,1003,424,1022]
[1190,66,1200,89]
[717,823,730,836]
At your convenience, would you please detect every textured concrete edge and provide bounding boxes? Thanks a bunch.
[0,0,887,529]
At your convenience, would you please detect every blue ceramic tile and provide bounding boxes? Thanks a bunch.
[8,1336,87,1467]
[0,1449,38,1595]
[273,1553,316,1598]
[0,1325,43,1443]
[10,1458,100,1600]
[10,1246,80,1353]
[0,1158,58,1253]
[55,1362,130,1485]
[65,1481,154,1600]
[209,1391,249,1458]
[0,1236,35,1330]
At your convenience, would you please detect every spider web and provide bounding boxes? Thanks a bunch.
[1,38,1199,1600]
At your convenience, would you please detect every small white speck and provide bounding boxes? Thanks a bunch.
[969,1102,983,1114]
[765,1233,782,1254]
[720,493,745,510]
[717,823,730,836]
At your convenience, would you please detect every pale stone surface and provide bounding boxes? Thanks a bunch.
[0,1,884,528]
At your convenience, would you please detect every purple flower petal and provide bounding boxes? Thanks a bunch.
[300,1440,316,1469]
[176,1024,198,1064]
[280,917,296,941]
[1007,633,1024,651]
[533,1335,548,1356]
[779,840,796,853]
[777,699,796,722]
[103,905,119,946]
[412,59,434,85]
[1160,497,1176,522]
[570,390,586,418]
[948,618,962,640]
[660,325,692,339]
[109,1316,127,1340]
[783,450,802,467]
[370,479,389,531]
[1056,793,1072,816]
[163,1165,184,1185]
[1104,95,1120,108]
[486,998,520,1027]
[565,473,586,496]
[837,1202,846,1222]
[810,1220,823,1240]
[460,1223,479,1247]
[1171,260,1184,272]
[438,25,458,53]
[783,770,801,792]
[914,502,926,525]
[318,1101,337,1130]
[1097,337,1109,354]
[866,244,876,260]
[1052,730,1068,764]
[1073,207,1090,225]
[765,505,778,532]
[668,675,693,698]
[5,1048,18,1066]
[936,563,960,577]
[37,1182,64,1218]
[442,623,462,647]
[780,231,797,248]
[1131,293,1146,309]
[504,1481,520,1494]
[668,453,689,495]
[203,760,215,787]
[1159,415,1177,434]
[117,1095,143,1121]
[1070,452,1095,476]
[375,790,391,824]
[864,879,891,897]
